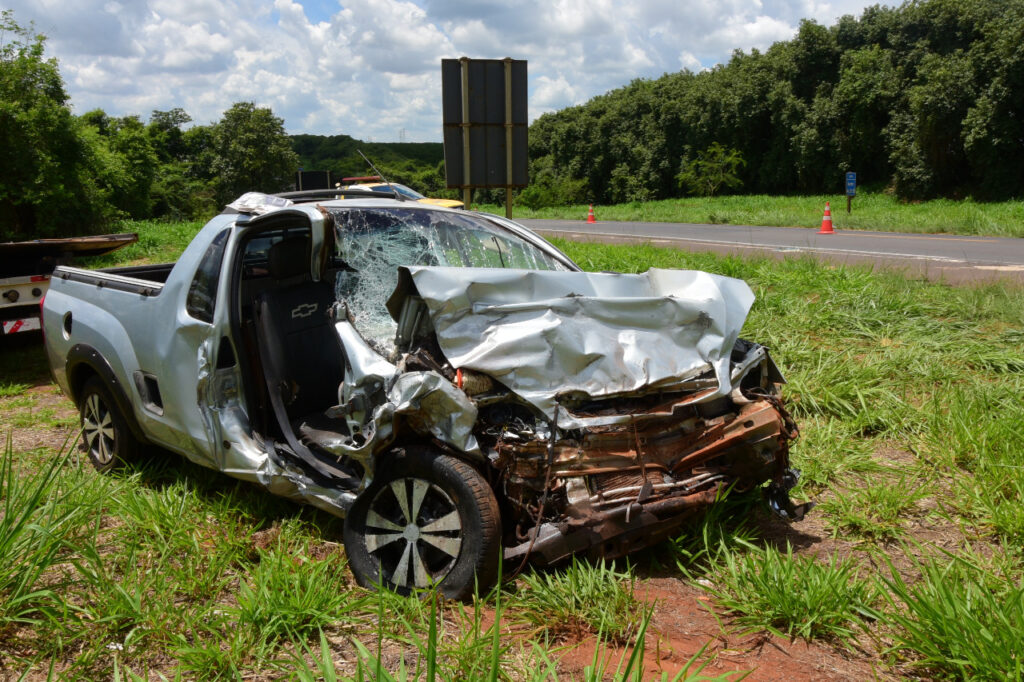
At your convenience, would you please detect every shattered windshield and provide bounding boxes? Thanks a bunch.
[329,207,570,356]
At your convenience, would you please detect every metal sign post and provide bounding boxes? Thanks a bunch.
[460,58,472,210]
[845,172,857,214]
[504,58,514,218]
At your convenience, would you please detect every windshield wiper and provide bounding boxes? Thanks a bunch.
[490,235,507,268]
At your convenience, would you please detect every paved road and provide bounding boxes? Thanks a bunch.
[519,219,1024,285]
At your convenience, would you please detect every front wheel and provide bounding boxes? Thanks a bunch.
[343,449,501,600]
[79,375,140,473]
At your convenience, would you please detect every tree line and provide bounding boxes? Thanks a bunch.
[0,10,301,240]
[291,134,452,200]
[6,0,1023,239]
[524,0,1024,207]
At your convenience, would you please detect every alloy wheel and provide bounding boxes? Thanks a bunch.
[363,477,463,588]
[82,392,115,465]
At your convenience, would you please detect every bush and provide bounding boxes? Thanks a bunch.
[517,176,589,209]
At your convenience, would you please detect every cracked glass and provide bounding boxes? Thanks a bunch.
[330,207,568,356]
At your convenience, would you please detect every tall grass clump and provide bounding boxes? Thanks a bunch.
[875,552,1024,679]
[515,557,640,643]
[671,493,761,571]
[778,347,911,435]
[235,545,364,645]
[787,417,882,490]
[920,381,1024,544]
[288,586,741,682]
[0,381,28,398]
[288,578,517,682]
[578,609,741,682]
[698,541,876,645]
[0,435,103,631]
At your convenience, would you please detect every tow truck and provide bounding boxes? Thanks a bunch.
[1,233,137,337]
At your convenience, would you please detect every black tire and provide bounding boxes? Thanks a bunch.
[343,448,501,600]
[79,375,140,473]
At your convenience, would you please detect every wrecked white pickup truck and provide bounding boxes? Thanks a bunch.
[43,190,808,598]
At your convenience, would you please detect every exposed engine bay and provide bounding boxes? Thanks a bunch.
[304,257,808,567]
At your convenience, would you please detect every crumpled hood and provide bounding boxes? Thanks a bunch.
[387,266,756,426]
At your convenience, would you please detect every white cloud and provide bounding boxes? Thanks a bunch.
[710,14,797,48]
[4,0,890,141]
[532,75,583,115]
[678,51,704,73]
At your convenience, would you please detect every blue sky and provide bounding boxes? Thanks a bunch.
[5,0,886,141]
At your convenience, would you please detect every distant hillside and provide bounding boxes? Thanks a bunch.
[290,134,445,179]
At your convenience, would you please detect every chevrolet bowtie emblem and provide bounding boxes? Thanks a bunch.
[291,303,318,319]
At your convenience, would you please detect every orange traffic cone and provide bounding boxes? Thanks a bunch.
[587,205,596,224]
[818,201,834,234]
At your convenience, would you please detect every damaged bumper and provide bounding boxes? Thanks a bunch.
[498,386,804,566]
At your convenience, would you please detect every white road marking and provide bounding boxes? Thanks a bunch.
[534,228,1024,266]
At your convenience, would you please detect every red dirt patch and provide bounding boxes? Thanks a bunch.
[553,579,890,680]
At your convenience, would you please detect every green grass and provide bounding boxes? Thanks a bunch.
[4,225,1024,677]
[235,544,362,644]
[0,437,101,632]
[873,550,1024,679]
[697,541,878,645]
[0,382,28,398]
[821,475,931,540]
[80,218,205,268]
[514,558,641,644]
[787,418,883,491]
[478,192,1024,237]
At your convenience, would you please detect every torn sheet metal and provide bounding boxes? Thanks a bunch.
[388,266,755,428]
[278,306,481,478]
[388,372,481,455]
[334,310,398,440]
[313,369,480,465]
[227,192,294,215]
[201,367,359,517]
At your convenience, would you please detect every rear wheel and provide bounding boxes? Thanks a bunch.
[79,376,140,473]
[343,449,501,600]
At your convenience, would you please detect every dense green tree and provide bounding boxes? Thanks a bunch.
[677,143,746,196]
[208,102,299,205]
[147,108,192,162]
[527,0,1024,203]
[0,11,110,238]
[962,3,1024,198]
[78,111,159,218]
[144,108,215,219]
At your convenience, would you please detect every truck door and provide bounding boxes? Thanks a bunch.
[202,207,329,472]
[135,227,233,467]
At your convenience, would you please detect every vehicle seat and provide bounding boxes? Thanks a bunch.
[253,235,342,420]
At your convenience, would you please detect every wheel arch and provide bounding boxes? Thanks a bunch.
[66,344,148,444]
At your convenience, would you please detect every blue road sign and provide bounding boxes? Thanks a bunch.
[846,172,857,196]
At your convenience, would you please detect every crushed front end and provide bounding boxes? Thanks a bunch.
[491,348,802,561]
[488,344,803,566]
[381,265,810,566]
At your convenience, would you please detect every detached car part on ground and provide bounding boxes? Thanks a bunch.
[43,190,808,599]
